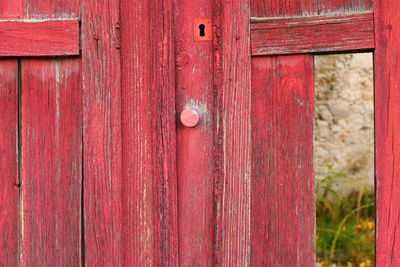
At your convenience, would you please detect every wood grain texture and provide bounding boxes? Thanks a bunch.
[213,0,252,265]
[251,13,374,56]
[0,20,80,57]
[0,1,82,266]
[19,0,79,19]
[374,1,400,266]
[249,1,316,265]
[81,0,122,265]
[0,60,19,267]
[0,1,23,19]
[251,55,315,266]
[318,0,372,15]
[20,0,82,265]
[174,0,215,265]
[21,59,82,266]
[120,0,178,265]
[251,0,317,18]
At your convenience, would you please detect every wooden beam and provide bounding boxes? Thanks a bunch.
[81,0,123,265]
[251,13,374,56]
[120,0,178,265]
[213,0,252,265]
[374,1,400,265]
[0,20,79,56]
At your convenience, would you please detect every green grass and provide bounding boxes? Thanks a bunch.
[316,165,375,267]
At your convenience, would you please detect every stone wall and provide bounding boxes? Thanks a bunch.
[314,53,374,194]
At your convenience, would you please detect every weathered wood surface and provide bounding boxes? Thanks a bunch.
[250,1,316,266]
[251,0,316,18]
[21,58,82,266]
[0,0,392,266]
[0,0,78,19]
[213,0,252,265]
[0,60,19,267]
[251,55,315,266]
[318,0,372,15]
[0,5,23,267]
[174,0,215,265]
[251,0,371,17]
[0,20,80,56]
[20,0,81,265]
[251,13,374,55]
[374,1,400,266]
[0,1,82,266]
[120,0,178,265]
[81,0,122,265]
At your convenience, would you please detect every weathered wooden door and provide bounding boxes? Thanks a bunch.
[0,0,399,266]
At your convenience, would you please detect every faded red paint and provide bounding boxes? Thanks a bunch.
[0,0,398,266]
[0,20,79,56]
[0,60,19,267]
[375,1,400,265]
[251,13,374,56]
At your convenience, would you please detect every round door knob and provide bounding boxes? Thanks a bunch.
[180,108,200,128]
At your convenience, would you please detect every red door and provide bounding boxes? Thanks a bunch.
[0,0,399,266]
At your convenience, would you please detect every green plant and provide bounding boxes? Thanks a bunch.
[316,165,375,267]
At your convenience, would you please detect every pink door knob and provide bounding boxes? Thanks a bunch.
[180,108,200,128]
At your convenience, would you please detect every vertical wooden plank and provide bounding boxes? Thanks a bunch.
[250,0,316,18]
[0,60,19,267]
[249,2,316,266]
[0,4,23,266]
[174,0,215,266]
[81,0,122,265]
[317,0,372,15]
[18,1,82,266]
[120,0,178,265]
[375,1,400,266]
[251,56,315,266]
[21,59,82,266]
[213,0,252,265]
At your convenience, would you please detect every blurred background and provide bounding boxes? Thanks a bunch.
[314,53,375,267]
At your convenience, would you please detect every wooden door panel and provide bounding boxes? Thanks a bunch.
[80,0,123,265]
[251,0,317,17]
[318,0,373,15]
[82,0,178,265]
[0,60,19,266]
[1,0,399,265]
[251,0,372,17]
[249,1,317,265]
[251,55,315,266]
[175,0,215,265]
[213,0,252,265]
[374,1,400,265]
[21,58,82,266]
[119,0,177,265]
[0,1,82,266]
[19,0,82,265]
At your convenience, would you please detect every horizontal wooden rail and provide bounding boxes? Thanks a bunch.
[0,20,80,56]
[251,13,374,56]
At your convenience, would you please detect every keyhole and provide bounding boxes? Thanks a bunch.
[199,24,206,37]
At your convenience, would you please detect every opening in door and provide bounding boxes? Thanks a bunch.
[314,53,375,267]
